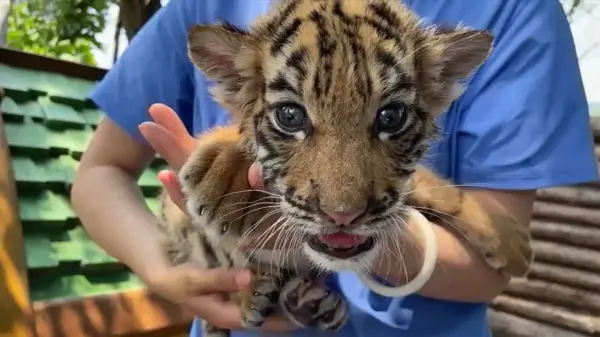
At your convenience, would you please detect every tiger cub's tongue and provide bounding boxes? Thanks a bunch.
[318,233,366,249]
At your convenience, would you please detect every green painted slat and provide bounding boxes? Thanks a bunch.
[51,242,81,264]
[46,128,86,156]
[19,191,75,229]
[46,128,93,159]
[65,227,119,266]
[19,101,45,121]
[66,130,93,159]
[79,108,103,126]
[0,96,22,120]
[145,198,160,215]
[28,72,80,100]
[45,76,96,102]
[11,156,46,185]
[4,121,52,158]
[39,96,87,129]
[139,168,162,196]
[0,65,96,104]
[58,155,79,187]
[39,157,72,192]
[0,64,32,94]
[12,155,76,193]
[24,234,59,269]
[1,99,45,122]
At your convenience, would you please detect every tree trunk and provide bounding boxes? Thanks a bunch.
[0,0,11,46]
[118,0,162,42]
[113,0,161,63]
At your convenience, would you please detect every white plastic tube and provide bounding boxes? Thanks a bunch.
[358,208,438,297]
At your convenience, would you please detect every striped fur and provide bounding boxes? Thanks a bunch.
[158,127,349,337]
[158,1,532,336]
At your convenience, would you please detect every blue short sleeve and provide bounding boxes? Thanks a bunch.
[89,0,201,141]
[451,0,598,189]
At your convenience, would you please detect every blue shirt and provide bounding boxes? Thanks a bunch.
[89,0,599,336]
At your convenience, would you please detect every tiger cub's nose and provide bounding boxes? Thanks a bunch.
[320,203,367,226]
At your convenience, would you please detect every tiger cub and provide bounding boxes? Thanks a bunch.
[157,1,533,336]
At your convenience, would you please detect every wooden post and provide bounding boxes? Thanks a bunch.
[0,90,36,337]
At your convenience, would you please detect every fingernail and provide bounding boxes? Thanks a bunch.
[235,271,252,288]
[138,122,150,131]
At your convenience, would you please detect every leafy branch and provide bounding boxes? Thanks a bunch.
[6,0,112,66]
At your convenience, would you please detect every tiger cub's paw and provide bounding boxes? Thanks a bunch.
[453,193,533,277]
[486,213,533,277]
[239,271,283,329]
[279,277,348,331]
[202,321,229,337]
[408,167,532,277]
[178,126,260,228]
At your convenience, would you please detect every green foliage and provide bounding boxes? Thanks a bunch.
[6,0,112,66]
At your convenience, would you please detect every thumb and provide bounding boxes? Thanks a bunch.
[158,170,187,212]
[182,267,253,295]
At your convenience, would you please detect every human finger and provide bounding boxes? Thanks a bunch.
[139,121,189,171]
[187,295,296,332]
[182,267,252,295]
[157,170,187,212]
[148,103,195,153]
[186,294,243,329]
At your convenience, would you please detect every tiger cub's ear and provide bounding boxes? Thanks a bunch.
[417,27,493,114]
[435,28,493,82]
[187,23,259,80]
[187,23,262,121]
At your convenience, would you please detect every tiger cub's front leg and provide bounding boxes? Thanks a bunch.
[157,199,283,335]
[238,269,290,329]
[178,125,284,330]
[407,166,533,277]
[178,125,263,230]
[177,125,349,332]
[279,277,348,331]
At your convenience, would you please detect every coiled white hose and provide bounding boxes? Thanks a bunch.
[358,208,438,297]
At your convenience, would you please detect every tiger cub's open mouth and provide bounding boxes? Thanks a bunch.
[307,233,376,259]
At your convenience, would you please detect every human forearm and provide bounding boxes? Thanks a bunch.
[71,165,170,280]
[374,222,509,302]
[373,189,534,303]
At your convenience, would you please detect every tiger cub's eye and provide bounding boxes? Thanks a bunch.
[275,104,307,132]
[375,103,408,134]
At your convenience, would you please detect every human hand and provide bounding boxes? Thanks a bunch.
[138,104,292,331]
[138,103,265,212]
[139,104,277,248]
[145,263,294,331]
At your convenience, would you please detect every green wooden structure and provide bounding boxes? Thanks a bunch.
[0,48,189,337]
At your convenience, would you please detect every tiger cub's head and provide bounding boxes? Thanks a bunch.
[187,0,492,270]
